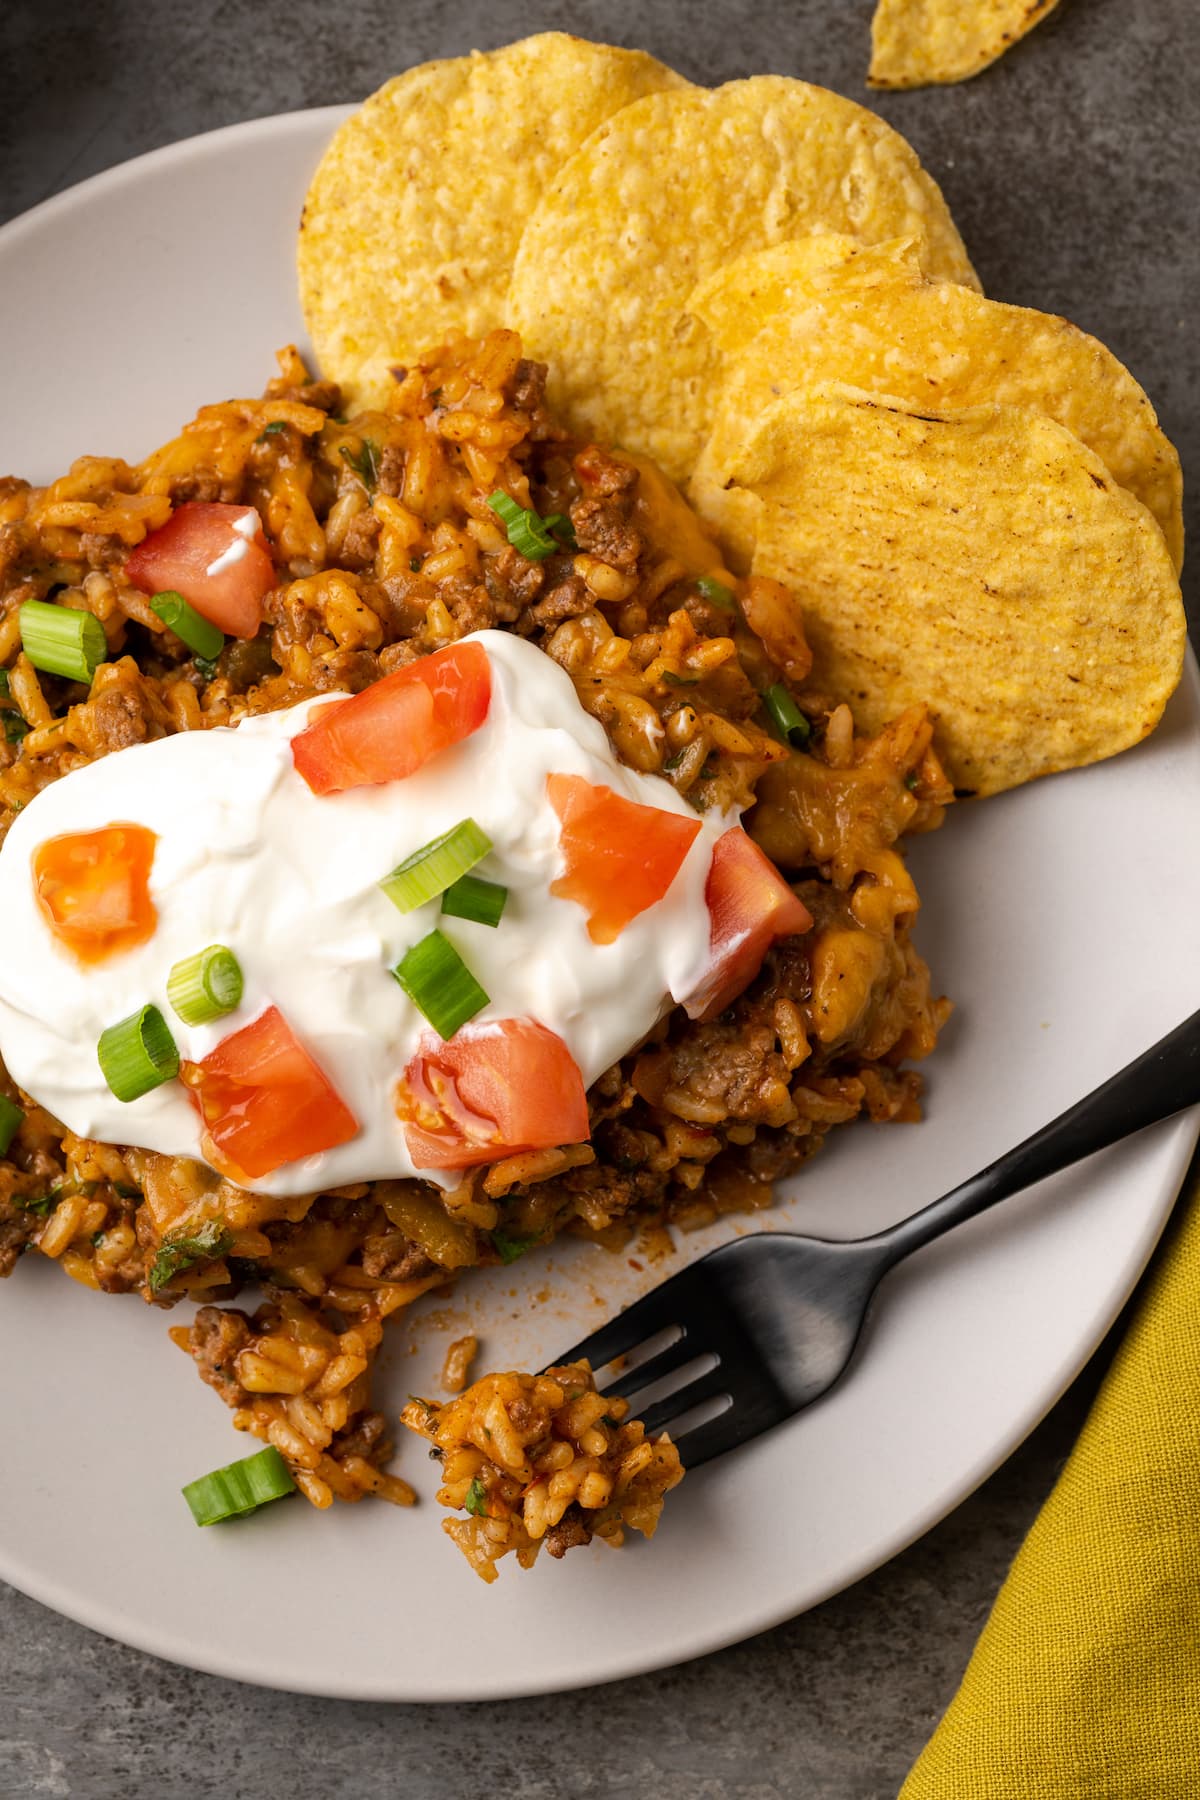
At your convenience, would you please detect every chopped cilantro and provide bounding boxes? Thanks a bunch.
[148,1219,233,1294]
[489,1227,543,1266]
[4,714,28,744]
[661,671,699,688]
[91,1230,105,1247]
[340,438,380,490]
[663,749,686,772]
[256,420,287,442]
[464,1476,488,1517]
[0,669,9,696]
[905,772,919,792]
[600,1415,620,1429]
[695,575,736,612]
[409,556,422,572]
[18,1193,57,1217]
[193,653,219,682]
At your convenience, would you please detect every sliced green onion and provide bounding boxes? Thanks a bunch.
[0,1095,24,1157]
[487,491,561,561]
[541,512,577,550]
[167,945,243,1025]
[18,600,106,684]
[763,683,811,748]
[696,575,736,612]
[182,1445,296,1526]
[97,1004,179,1102]
[441,872,508,928]
[379,819,492,915]
[149,590,225,662]
[393,929,489,1040]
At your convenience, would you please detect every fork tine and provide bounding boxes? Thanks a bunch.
[670,1405,752,1470]
[600,1326,698,1403]
[550,1266,697,1373]
[638,1361,732,1440]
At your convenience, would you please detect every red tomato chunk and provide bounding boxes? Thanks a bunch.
[182,1005,359,1181]
[291,640,491,796]
[683,827,813,1021]
[32,823,158,965]
[396,1019,590,1171]
[125,501,275,639]
[547,773,701,945]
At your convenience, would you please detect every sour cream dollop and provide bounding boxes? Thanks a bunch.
[0,631,731,1194]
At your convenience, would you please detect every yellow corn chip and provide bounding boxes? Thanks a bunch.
[507,77,978,483]
[689,238,1184,571]
[722,384,1184,797]
[869,0,1062,89]
[685,232,922,359]
[298,35,689,411]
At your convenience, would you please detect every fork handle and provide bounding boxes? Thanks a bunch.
[870,1002,1200,1269]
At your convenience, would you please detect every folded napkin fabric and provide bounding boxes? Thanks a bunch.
[902,1165,1200,1799]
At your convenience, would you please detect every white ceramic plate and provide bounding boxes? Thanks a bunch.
[0,110,1196,1702]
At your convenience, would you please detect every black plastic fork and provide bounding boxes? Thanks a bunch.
[552,1005,1200,1468]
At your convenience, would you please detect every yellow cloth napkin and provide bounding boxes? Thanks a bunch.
[902,1161,1200,1799]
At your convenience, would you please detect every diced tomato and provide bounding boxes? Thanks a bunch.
[291,640,492,796]
[32,823,158,964]
[125,501,276,638]
[396,1019,590,1172]
[181,1005,359,1181]
[547,773,701,945]
[682,827,813,1021]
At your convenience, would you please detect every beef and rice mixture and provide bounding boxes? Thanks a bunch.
[0,329,951,1515]
[401,1363,684,1583]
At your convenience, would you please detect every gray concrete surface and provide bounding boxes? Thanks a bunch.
[0,0,1196,1794]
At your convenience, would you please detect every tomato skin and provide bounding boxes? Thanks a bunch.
[181,1005,359,1181]
[291,641,492,796]
[547,773,702,945]
[125,502,275,639]
[396,1019,590,1172]
[683,827,813,1021]
[32,823,158,964]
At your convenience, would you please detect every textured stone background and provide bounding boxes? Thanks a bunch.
[0,1,1194,1794]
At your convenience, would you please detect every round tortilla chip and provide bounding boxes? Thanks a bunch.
[869,0,1062,89]
[722,383,1184,798]
[685,232,923,359]
[298,35,689,411]
[689,237,1184,572]
[506,77,978,483]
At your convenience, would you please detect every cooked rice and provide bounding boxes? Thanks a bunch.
[0,329,952,1509]
[401,1362,684,1581]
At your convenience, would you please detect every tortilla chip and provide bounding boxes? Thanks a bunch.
[507,77,978,483]
[689,238,1184,572]
[684,233,923,360]
[869,0,1062,89]
[720,384,1184,797]
[298,35,689,411]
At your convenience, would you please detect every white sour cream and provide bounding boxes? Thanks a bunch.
[204,507,260,578]
[0,631,731,1194]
